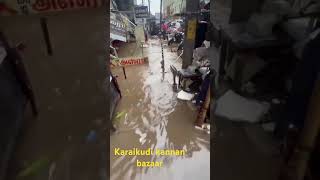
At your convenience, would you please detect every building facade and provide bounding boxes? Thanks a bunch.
[163,0,186,17]
[114,0,135,22]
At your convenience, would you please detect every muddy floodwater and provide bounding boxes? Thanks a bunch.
[111,39,210,180]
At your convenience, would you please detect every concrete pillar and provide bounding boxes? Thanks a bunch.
[182,0,199,69]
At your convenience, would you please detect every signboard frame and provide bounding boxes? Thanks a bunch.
[110,12,127,42]
[134,5,148,18]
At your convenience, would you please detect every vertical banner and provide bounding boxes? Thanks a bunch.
[186,18,197,40]
[135,25,145,43]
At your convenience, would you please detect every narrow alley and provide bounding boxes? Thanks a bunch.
[110,38,210,180]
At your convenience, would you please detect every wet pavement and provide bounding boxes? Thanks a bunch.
[110,39,210,180]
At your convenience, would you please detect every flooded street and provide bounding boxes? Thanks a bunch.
[111,39,210,180]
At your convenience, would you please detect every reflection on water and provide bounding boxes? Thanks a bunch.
[111,39,210,180]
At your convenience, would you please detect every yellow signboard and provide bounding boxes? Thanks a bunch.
[186,19,197,40]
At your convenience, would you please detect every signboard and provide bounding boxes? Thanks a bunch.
[0,0,102,16]
[120,57,148,66]
[110,12,127,42]
[111,57,148,67]
[186,19,197,40]
[134,5,148,18]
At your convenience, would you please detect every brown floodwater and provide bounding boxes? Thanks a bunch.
[5,38,209,180]
[111,39,210,180]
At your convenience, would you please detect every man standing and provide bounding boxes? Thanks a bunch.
[161,21,168,40]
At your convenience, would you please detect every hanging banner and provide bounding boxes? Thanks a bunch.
[0,0,103,16]
[135,25,145,43]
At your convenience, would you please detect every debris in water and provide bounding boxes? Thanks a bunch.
[202,123,210,130]
[195,123,211,134]
[116,111,126,120]
[125,89,130,96]
[177,90,194,101]
[215,90,270,123]
[18,158,50,178]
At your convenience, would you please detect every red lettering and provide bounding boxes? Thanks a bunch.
[87,0,98,8]
[57,0,68,9]
[76,0,85,6]
[69,0,75,8]
[51,0,57,9]
[32,0,51,11]
[118,57,148,66]
[32,0,99,11]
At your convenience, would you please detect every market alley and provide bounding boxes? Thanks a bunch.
[110,38,210,180]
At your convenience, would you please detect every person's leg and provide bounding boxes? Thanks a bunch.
[196,75,210,106]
